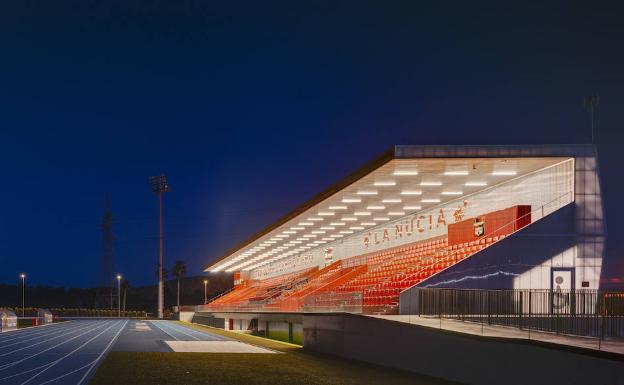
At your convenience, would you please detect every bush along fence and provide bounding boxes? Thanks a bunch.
[4,307,148,318]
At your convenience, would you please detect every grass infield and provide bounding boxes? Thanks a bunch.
[90,322,455,385]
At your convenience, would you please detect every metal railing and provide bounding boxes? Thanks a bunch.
[405,288,624,339]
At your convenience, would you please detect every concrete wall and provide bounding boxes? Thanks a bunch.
[178,311,194,322]
[303,313,624,385]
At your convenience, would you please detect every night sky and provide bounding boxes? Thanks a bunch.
[0,1,623,288]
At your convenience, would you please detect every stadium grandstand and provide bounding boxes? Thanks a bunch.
[197,144,610,340]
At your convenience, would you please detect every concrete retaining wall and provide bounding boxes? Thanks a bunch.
[303,313,624,385]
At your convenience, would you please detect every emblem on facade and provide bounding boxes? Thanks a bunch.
[453,200,468,222]
[473,216,485,237]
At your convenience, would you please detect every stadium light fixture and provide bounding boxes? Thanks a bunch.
[373,217,390,221]
[328,205,348,210]
[149,174,169,320]
[421,198,441,203]
[341,217,357,221]
[349,226,365,230]
[116,274,122,317]
[382,198,401,203]
[374,181,396,186]
[342,198,362,203]
[403,205,421,210]
[19,273,26,317]
[388,211,405,216]
[354,211,371,216]
[420,181,442,186]
[393,170,418,176]
[330,222,345,226]
[401,190,422,195]
[444,171,469,176]
[492,171,517,176]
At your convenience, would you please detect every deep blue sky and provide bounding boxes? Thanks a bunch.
[0,1,623,288]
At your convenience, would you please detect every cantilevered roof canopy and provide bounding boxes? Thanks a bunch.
[205,145,588,273]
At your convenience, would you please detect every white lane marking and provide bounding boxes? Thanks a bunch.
[0,321,103,359]
[0,321,127,385]
[156,322,199,341]
[0,322,75,345]
[170,322,228,341]
[19,320,123,385]
[0,323,88,350]
[0,320,114,371]
[76,319,128,385]
[149,321,179,341]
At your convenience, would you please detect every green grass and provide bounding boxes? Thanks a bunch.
[90,322,456,385]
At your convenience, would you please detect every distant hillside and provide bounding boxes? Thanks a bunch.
[0,273,233,312]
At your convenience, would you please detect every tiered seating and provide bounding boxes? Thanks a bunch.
[206,268,316,311]
[206,207,524,314]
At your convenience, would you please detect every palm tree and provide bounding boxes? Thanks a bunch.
[171,260,187,309]
[120,279,130,312]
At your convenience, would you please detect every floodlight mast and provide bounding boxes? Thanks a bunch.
[150,174,169,319]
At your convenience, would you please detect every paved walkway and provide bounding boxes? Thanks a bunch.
[370,315,624,355]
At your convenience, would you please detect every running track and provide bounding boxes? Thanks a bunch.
[0,319,228,385]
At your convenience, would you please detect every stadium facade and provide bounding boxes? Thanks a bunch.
[201,145,606,333]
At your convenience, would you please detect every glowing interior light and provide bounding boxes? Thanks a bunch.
[311,230,325,234]
[290,227,305,230]
[322,237,334,241]
[308,217,324,221]
[403,205,421,210]
[374,181,396,186]
[444,171,469,175]
[420,181,442,186]
[382,198,401,203]
[313,240,327,244]
[342,198,362,203]
[393,170,418,175]
[330,234,344,238]
[366,205,385,210]
[400,190,422,195]
[492,171,517,176]
[388,211,405,216]
[265,241,277,244]
[328,205,348,210]
[330,222,345,226]
[421,198,441,203]
[357,190,378,195]
[303,234,317,238]
[318,212,334,216]
[373,217,390,221]
[361,222,376,226]
[441,191,463,195]
[349,226,365,230]
[339,230,354,234]
[341,217,357,221]
[354,211,371,216]
[465,181,488,186]
[298,222,313,226]
[320,226,335,230]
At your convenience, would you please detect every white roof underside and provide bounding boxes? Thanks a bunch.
[207,157,569,273]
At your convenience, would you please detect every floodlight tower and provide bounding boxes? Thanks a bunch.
[150,174,169,319]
